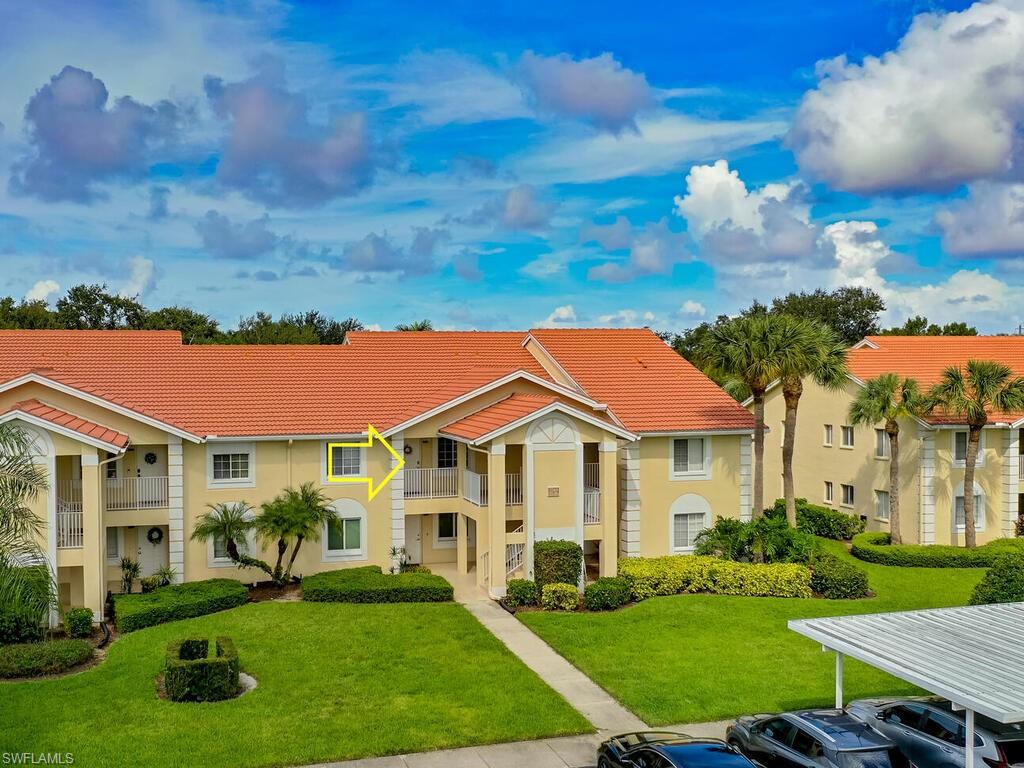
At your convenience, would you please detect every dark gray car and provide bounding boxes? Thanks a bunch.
[847,698,1024,768]
[727,710,907,768]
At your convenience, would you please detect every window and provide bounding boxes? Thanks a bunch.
[104,454,118,479]
[791,729,825,761]
[954,493,984,531]
[761,718,796,746]
[329,445,362,477]
[213,453,249,480]
[824,481,834,504]
[671,437,709,479]
[437,437,458,469]
[327,517,361,552]
[875,490,890,521]
[670,494,711,552]
[875,429,890,458]
[883,704,926,730]
[841,484,855,507]
[212,533,249,562]
[206,442,255,488]
[208,508,254,567]
[323,498,367,561]
[823,424,834,446]
[952,430,985,467]
[433,512,457,548]
[841,425,855,448]
[105,527,121,563]
[921,711,966,747]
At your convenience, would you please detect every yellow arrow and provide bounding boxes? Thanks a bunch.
[327,425,405,501]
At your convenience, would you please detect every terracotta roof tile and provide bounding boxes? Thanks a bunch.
[6,398,130,448]
[440,394,560,441]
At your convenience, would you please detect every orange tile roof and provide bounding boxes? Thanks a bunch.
[5,399,130,448]
[850,336,1024,424]
[527,328,755,433]
[0,328,752,437]
[440,394,560,441]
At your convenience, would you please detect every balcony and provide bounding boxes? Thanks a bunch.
[462,470,524,507]
[404,467,458,499]
[57,502,83,549]
[584,488,601,524]
[57,476,170,511]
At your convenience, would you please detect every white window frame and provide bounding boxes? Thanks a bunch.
[841,483,855,508]
[953,481,986,533]
[841,425,855,449]
[668,436,712,481]
[206,442,256,489]
[823,424,833,447]
[207,508,257,568]
[669,493,711,553]
[105,526,124,565]
[824,481,834,505]
[320,440,367,485]
[433,512,457,549]
[952,430,986,468]
[875,489,891,521]
[322,498,368,562]
[875,429,890,459]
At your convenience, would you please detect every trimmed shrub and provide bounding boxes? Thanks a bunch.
[64,608,94,638]
[695,514,819,564]
[113,579,249,633]
[0,639,93,678]
[541,583,579,611]
[534,540,583,589]
[164,636,239,702]
[583,577,631,611]
[140,576,161,594]
[505,579,539,608]
[619,555,812,600]
[970,553,1024,605]
[302,566,453,603]
[790,499,865,540]
[0,611,44,645]
[851,532,1024,568]
[809,553,870,599]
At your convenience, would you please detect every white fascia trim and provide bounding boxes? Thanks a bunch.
[0,411,127,453]
[205,432,365,441]
[520,333,587,393]
[380,370,609,438]
[453,402,638,445]
[636,428,755,437]
[850,338,880,350]
[0,373,202,443]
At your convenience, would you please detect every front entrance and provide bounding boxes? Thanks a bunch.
[405,516,422,564]
[137,525,169,576]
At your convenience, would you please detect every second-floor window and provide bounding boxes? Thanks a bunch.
[207,443,255,488]
[875,490,890,520]
[823,424,833,446]
[213,453,249,480]
[671,437,708,478]
[841,483,855,506]
[952,430,985,467]
[841,426,855,448]
[437,437,458,469]
[329,445,362,477]
[875,429,890,458]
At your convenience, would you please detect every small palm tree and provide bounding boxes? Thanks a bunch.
[926,360,1024,548]
[191,501,255,562]
[280,482,334,581]
[254,482,334,585]
[395,319,433,331]
[848,374,924,545]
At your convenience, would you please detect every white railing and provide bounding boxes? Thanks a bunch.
[585,462,599,489]
[105,476,169,510]
[584,488,601,524]
[404,467,458,499]
[57,503,83,549]
[506,473,523,505]
[462,469,488,505]
[506,542,525,575]
[511,522,524,534]
[480,551,490,588]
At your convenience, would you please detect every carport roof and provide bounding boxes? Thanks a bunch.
[789,602,1024,723]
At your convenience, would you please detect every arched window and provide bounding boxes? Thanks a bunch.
[669,494,711,553]
[323,498,368,561]
[953,481,985,533]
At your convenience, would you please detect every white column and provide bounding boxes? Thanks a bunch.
[1002,429,1019,538]
[739,434,753,521]
[618,441,641,558]
[835,652,844,709]
[166,436,184,582]
[390,433,405,572]
[919,432,936,545]
[965,709,975,768]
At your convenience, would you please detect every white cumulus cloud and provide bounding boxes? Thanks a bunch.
[25,279,60,303]
[119,255,155,297]
[537,304,577,328]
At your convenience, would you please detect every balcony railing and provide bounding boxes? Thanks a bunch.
[585,462,599,489]
[506,473,523,505]
[505,542,525,575]
[57,503,83,549]
[584,488,601,524]
[462,470,523,506]
[57,477,170,510]
[405,467,457,499]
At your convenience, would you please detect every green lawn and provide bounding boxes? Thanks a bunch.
[520,540,986,726]
[0,601,589,767]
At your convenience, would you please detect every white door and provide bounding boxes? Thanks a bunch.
[138,526,169,575]
[405,516,422,564]
[137,448,167,507]
[405,441,423,496]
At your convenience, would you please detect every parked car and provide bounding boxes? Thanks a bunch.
[597,732,762,768]
[727,709,908,768]
[847,698,1024,768]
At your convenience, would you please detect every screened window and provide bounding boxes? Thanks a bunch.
[436,513,456,541]
[875,429,890,458]
[954,431,968,462]
[212,532,247,562]
[824,481,834,504]
[105,527,119,560]
[437,438,458,469]
[823,424,833,446]
[329,445,362,477]
[841,426,855,448]
[672,513,704,550]
[954,494,984,530]
[875,490,890,520]
[213,453,249,480]
[326,517,361,553]
[841,484,855,506]
[672,438,705,475]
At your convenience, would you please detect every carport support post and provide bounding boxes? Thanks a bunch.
[965,708,975,768]
[834,651,844,709]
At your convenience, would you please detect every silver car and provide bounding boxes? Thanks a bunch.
[847,698,1024,768]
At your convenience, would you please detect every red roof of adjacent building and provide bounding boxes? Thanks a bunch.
[4,398,130,449]
[0,328,753,438]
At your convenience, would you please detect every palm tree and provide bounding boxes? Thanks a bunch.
[190,501,273,579]
[254,482,335,584]
[699,313,833,517]
[778,319,848,526]
[848,374,924,545]
[0,424,53,623]
[395,319,433,331]
[926,360,1024,548]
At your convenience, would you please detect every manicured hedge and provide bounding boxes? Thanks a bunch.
[970,553,1024,605]
[540,583,579,611]
[302,566,453,603]
[64,608,94,639]
[619,555,813,600]
[534,540,583,589]
[164,637,239,702]
[0,611,44,645]
[851,532,1024,568]
[0,639,93,678]
[505,579,539,608]
[113,579,249,633]
[809,553,870,599]
[583,577,631,611]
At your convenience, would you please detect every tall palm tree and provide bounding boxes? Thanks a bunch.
[699,313,814,516]
[0,424,53,622]
[254,482,335,584]
[848,374,924,545]
[190,501,272,578]
[926,360,1024,548]
[778,319,848,526]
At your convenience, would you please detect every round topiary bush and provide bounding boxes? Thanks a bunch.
[505,579,538,608]
[970,553,1024,605]
[540,583,579,611]
[164,637,240,702]
[583,577,631,611]
[809,553,870,599]
[64,608,94,639]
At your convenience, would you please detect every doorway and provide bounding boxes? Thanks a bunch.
[137,525,169,576]
[405,516,422,564]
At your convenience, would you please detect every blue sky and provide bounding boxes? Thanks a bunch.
[3,0,1023,332]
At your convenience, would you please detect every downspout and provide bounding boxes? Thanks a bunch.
[287,439,293,486]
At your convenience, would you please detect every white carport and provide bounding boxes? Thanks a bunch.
[789,602,1024,767]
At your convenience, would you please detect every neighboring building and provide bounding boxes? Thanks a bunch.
[759,336,1024,546]
[0,328,753,621]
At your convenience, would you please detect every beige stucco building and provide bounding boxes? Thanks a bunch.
[1,327,754,623]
